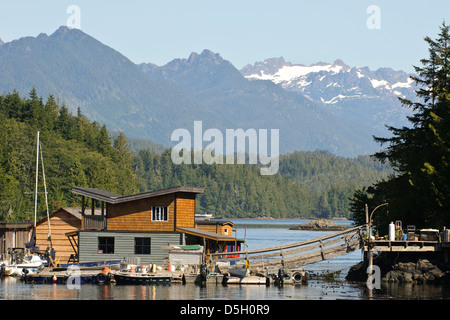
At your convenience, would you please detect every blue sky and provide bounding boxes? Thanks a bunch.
[1,1,449,72]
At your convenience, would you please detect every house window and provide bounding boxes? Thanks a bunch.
[152,206,168,221]
[135,237,151,255]
[98,237,114,254]
[224,228,229,235]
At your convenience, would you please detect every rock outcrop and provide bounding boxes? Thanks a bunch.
[382,259,446,283]
[289,219,347,231]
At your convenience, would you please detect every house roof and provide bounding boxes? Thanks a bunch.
[176,227,242,242]
[0,222,33,230]
[195,219,234,226]
[35,207,102,226]
[72,186,204,204]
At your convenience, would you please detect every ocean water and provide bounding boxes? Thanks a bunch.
[0,219,449,301]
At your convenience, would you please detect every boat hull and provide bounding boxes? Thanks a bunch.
[113,273,171,285]
[228,267,249,278]
[58,260,123,271]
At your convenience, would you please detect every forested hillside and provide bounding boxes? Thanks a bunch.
[133,149,391,219]
[0,89,138,222]
[0,90,391,221]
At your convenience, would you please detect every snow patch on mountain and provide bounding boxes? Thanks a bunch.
[240,57,415,104]
[240,57,417,135]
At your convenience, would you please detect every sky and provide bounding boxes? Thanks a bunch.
[1,1,449,73]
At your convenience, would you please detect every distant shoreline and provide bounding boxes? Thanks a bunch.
[222,217,349,221]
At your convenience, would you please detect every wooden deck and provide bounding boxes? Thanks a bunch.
[364,240,438,252]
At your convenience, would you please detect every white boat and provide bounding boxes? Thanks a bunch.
[195,213,213,220]
[1,255,47,276]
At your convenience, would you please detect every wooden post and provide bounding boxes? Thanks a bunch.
[319,239,325,260]
[81,196,85,229]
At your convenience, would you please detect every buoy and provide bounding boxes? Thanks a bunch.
[52,274,57,283]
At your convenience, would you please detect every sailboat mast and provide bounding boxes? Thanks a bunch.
[40,140,52,246]
[34,131,40,228]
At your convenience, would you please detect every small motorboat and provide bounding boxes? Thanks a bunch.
[113,272,171,285]
[1,255,47,277]
[227,266,250,278]
[57,260,123,271]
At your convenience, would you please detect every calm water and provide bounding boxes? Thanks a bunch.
[1,219,449,301]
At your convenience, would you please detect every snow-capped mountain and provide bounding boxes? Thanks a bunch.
[240,57,417,133]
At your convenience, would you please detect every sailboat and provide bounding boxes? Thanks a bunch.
[1,132,50,276]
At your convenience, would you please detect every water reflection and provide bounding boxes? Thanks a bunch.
[1,276,450,300]
[369,282,450,300]
[1,220,450,300]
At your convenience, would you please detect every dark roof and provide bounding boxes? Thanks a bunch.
[72,186,204,204]
[195,219,234,226]
[0,222,33,230]
[176,227,241,242]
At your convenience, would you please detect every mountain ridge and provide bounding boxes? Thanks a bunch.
[140,49,375,156]
[0,26,413,157]
[240,56,417,134]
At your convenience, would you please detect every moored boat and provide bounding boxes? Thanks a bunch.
[1,254,47,277]
[227,266,250,278]
[113,272,171,285]
[56,259,123,271]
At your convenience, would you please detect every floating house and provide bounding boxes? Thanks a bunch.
[62,186,243,265]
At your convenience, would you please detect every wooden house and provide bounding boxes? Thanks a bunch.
[0,222,33,258]
[34,207,100,263]
[63,186,243,265]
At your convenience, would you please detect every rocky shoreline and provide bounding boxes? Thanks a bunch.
[289,218,348,231]
[346,252,450,284]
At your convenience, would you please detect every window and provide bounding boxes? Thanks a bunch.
[152,206,168,221]
[135,237,151,255]
[98,237,114,254]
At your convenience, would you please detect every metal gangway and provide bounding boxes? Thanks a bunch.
[209,225,366,270]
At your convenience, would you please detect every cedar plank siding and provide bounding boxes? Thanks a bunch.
[175,192,196,229]
[36,209,81,263]
[107,194,175,232]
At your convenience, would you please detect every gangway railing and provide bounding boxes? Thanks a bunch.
[209,225,366,269]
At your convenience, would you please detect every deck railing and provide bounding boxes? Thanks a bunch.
[83,215,106,230]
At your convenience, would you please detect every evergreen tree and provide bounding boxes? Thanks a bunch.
[351,23,450,231]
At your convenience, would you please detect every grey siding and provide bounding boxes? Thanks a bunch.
[78,231,183,265]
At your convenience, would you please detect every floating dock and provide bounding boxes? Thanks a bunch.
[20,267,307,286]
